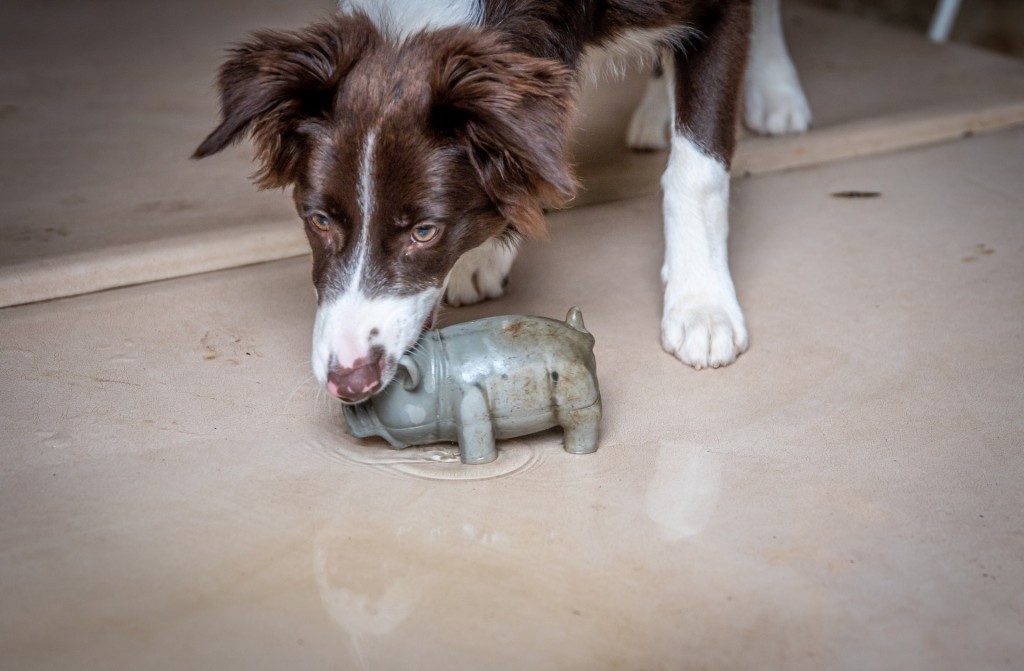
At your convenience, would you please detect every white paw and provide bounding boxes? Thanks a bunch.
[744,65,812,136]
[661,296,749,370]
[626,75,672,151]
[444,238,518,307]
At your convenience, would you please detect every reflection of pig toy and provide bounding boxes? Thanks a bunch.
[343,307,602,464]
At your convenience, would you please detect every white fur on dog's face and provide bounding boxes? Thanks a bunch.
[311,285,442,392]
[309,127,443,396]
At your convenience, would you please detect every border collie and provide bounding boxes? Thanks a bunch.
[195,0,810,403]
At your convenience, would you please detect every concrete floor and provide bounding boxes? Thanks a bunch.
[2,2,1024,670]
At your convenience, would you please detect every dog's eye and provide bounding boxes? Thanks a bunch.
[308,212,331,232]
[411,224,439,244]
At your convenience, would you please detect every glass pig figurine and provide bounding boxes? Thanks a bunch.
[343,307,602,464]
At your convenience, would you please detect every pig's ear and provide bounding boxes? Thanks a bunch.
[398,355,421,391]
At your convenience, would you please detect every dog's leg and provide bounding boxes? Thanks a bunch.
[744,0,811,135]
[661,2,750,369]
[445,237,518,307]
[626,58,672,152]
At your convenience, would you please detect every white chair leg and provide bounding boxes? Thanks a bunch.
[928,0,962,43]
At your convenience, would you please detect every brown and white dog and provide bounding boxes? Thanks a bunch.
[195,0,810,403]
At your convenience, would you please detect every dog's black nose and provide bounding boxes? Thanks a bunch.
[327,350,384,403]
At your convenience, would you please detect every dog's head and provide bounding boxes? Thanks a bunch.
[195,14,576,403]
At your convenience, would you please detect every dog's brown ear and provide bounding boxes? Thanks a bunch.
[431,33,577,239]
[193,15,378,189]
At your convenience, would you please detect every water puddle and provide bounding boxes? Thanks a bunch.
[303,434,547,481]
[98,338,137,365]
[293,389,607,482]
[645,440,723,540]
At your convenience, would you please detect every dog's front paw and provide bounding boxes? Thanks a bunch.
[445,238,518,307]
[626,76,672,152]
[744,63,811,136]
[661,296,749,370]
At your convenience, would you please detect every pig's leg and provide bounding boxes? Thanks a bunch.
[455,386,498,464]
[552,366,602,454]
[559,401,601,455]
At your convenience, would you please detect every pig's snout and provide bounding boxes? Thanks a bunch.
[327,349,385,404]
[342,401,379,438]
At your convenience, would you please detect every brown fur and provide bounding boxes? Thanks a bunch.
[430,30,578,239]
[672,1,751,165]
[193,15,382,189]
[195,13,576,246]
